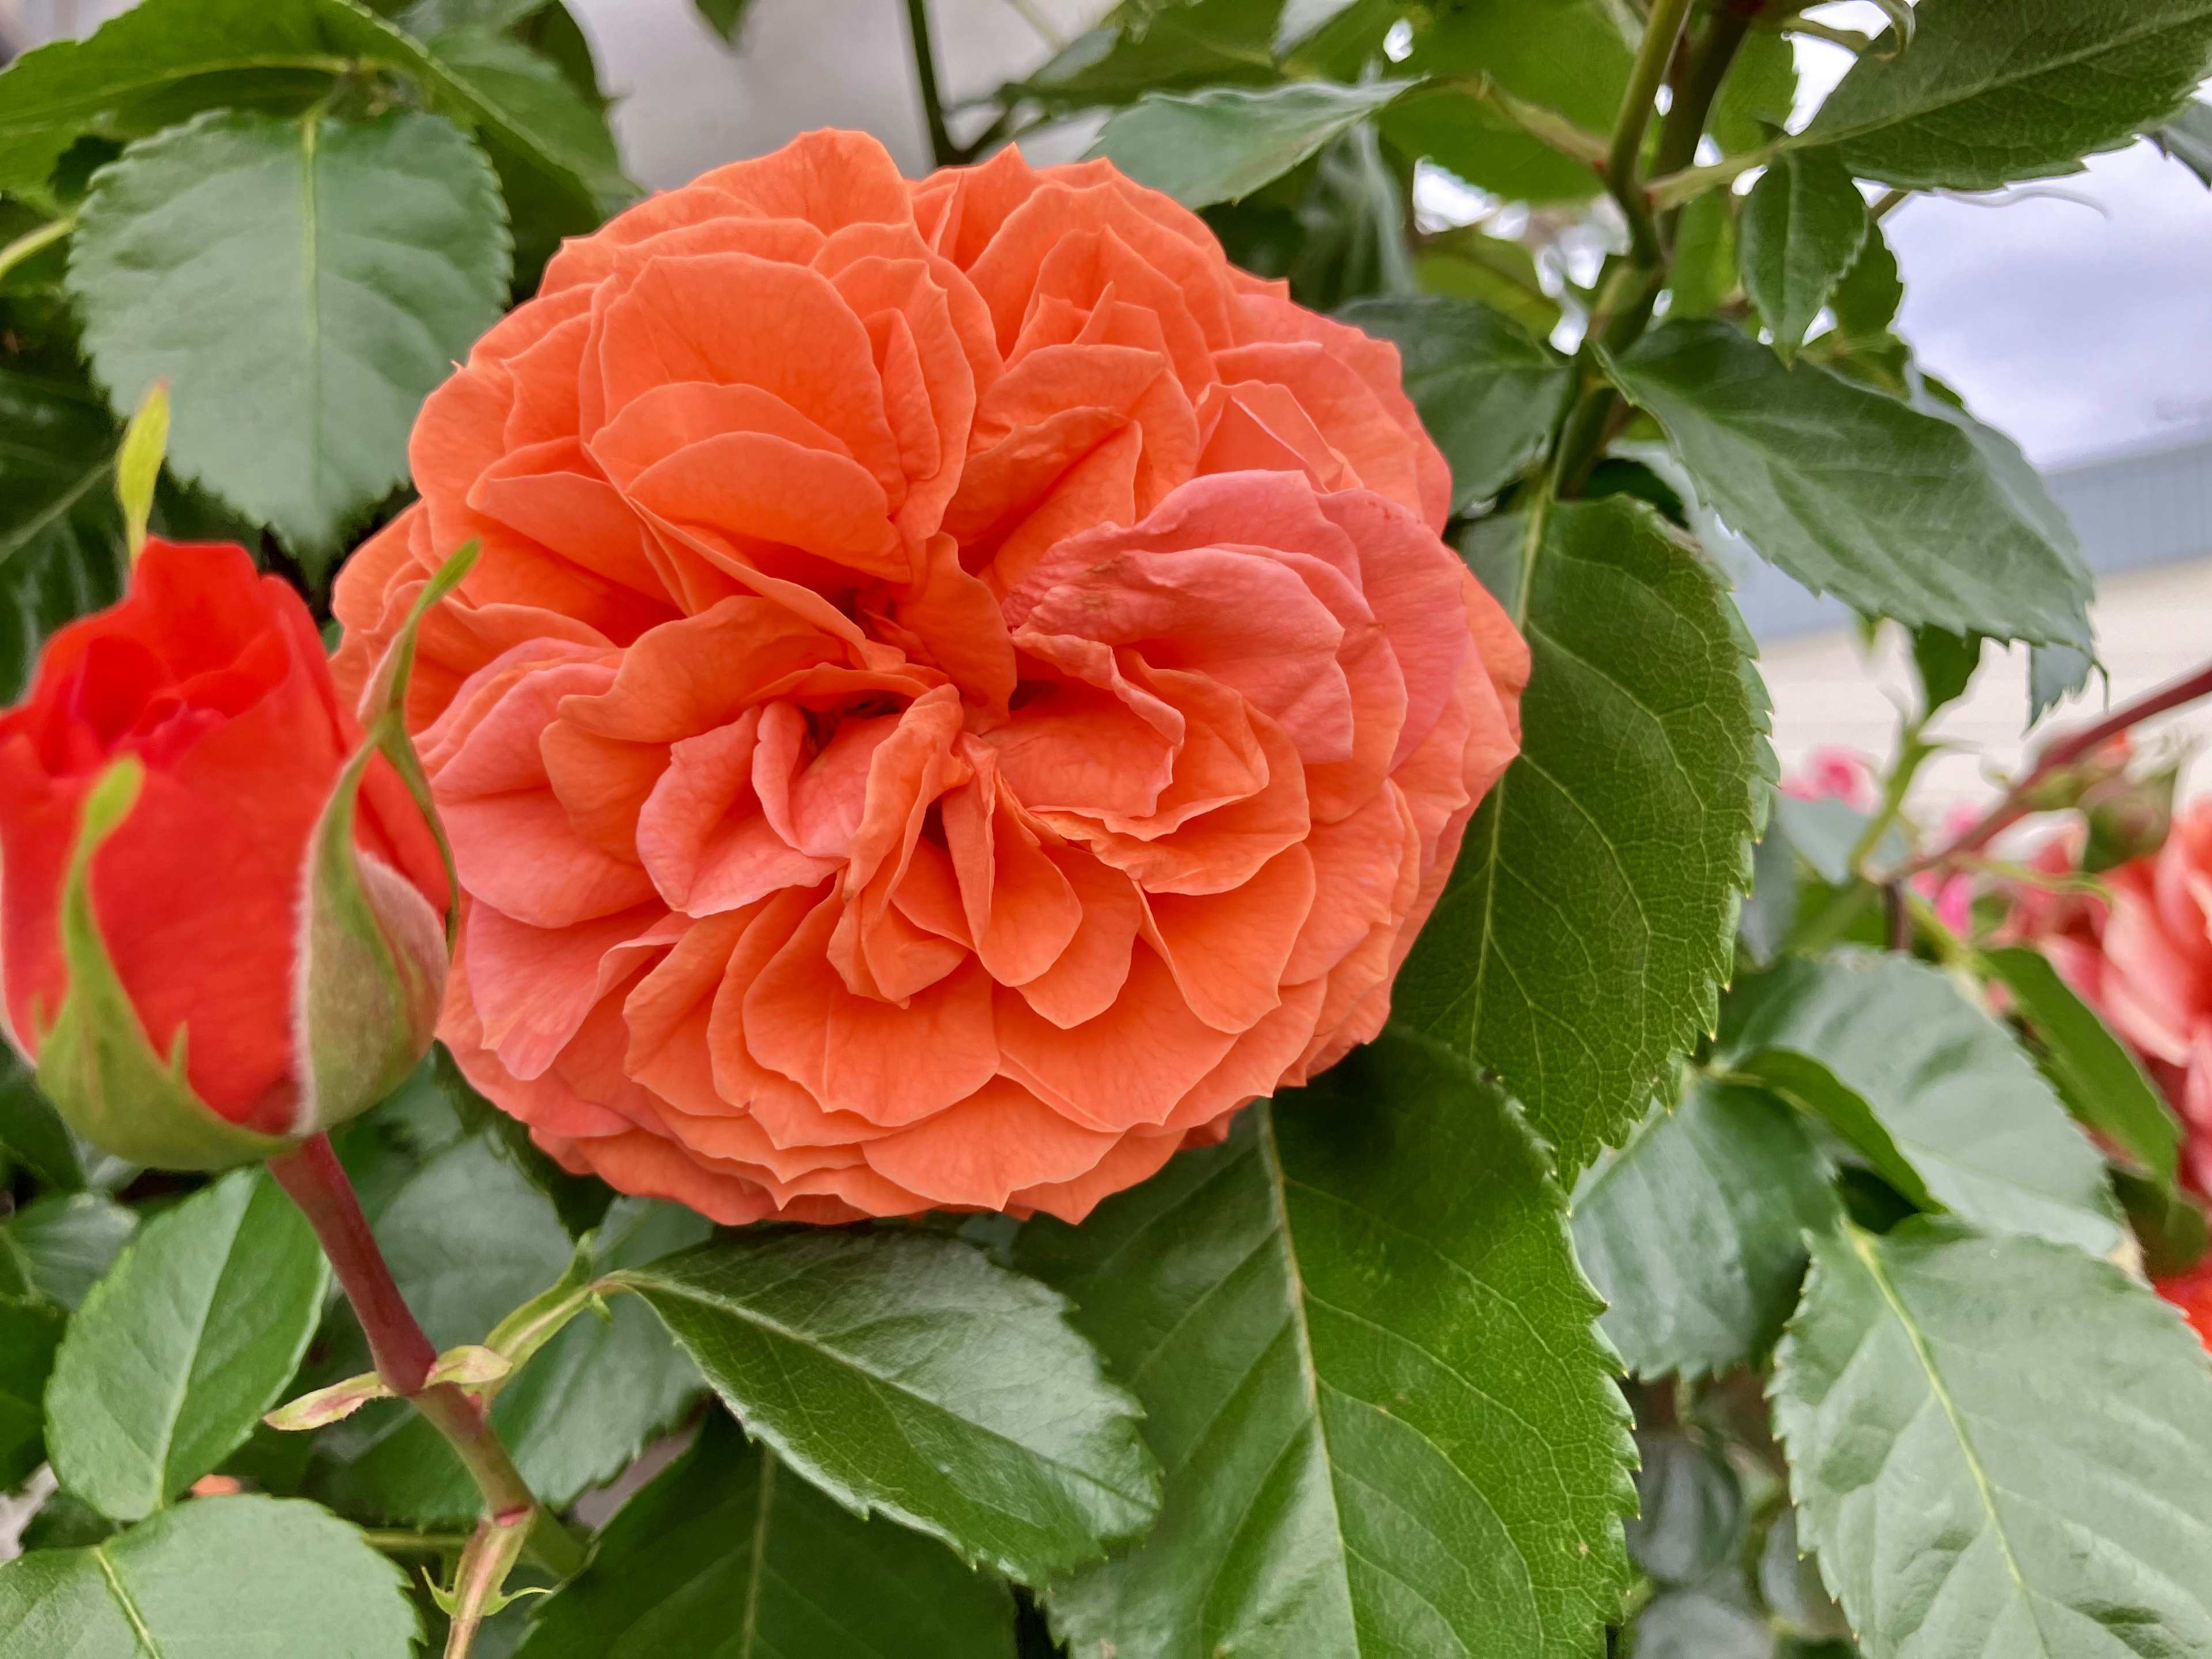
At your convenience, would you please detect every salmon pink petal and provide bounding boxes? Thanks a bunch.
[746,896,999,1125]
[860,1076,1121,1208]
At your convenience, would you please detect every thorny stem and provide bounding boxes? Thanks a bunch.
[268,1135,586,1649]
[1550,1,1759,497]
[903,0,959,170]
[1604,0,1692,266]
[439,1510,535,1659]
[1907,656,2212,874]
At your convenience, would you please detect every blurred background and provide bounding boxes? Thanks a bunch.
[6,0,2210,811]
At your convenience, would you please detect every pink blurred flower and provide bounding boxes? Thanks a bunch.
[1784,747,1878,814]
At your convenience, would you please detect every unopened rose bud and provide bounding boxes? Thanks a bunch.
[0,540,451,1169]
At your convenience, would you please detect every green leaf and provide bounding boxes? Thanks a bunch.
[1629,1589,1773,1657]
[2152,99,2212,185]
[1397,497,1770,1173]
[45,1168,329,1522]
[1666,187,1737,320]
[0,1297,64,1490]
[1981,944,2183,1183]
[691,0,756,45]
[1737,147,1867,361]
[1336,294,1574,509]
[1414,225,1562,338]
[0,1045,82,1191]
[1089,80,1411,208]
[515,1414,1016,1658]
[618,1227,1158,1585]
[67,108,510,565]
[1283,123,1415,312]
[1573,1079,1840,1381]
[1384,0,1634,203]
[0,1191,137,1310]
[2029,641,2094,726]
[1908,625,1983,717]
[1799,0,2212,190]
[0,1494,418,1658]
[1774,1221,2212,1658]
[1008,0,1282,111]
[1710,25,1798,154]
[1827,220,1902,338]
[1721,949,2123,1253]
[0,365,126,705]
[422,26,630,214]
[1604,320,2094,650]
[1626,1430,1744,1586]
[1019,1030,1638,1659]
[0,0,626,217]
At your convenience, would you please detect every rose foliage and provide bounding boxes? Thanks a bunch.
[3,3,2212,1658]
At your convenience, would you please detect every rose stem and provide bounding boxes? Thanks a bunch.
[1910,655,2212,873]
[268,1134,587,1635]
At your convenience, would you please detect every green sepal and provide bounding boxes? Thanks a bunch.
[293,737,448,1137]
[114,378,168,562]
[33,758,291,1171]
[359,538,478,951]
[294,538,482,1132]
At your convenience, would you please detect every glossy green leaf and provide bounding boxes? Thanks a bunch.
[1774,1221,2212,1657]
[2152,100,2212,185]
[1982,944,2182,1183]
[45,1168,329,1522]
[1721,949,2122,1253]
[0,0,625,215]
[67,108,510,565]
[0,1494,417,1658]
[422,26,631,215]
[0,1191,138,1310]
[0,1297,64,1490]
[619,1228,1157,1585]
[1399,497,1770,1172]
[1800,0,2212,190]
[1737,148,1867,360]
[0,366,126,705]
[516,1414,1016,1658]
[0,1046,80,1191]
[1574,1080,1839,1380]
[1090,81,1410,207]
[1604,321,2094,650]
[1336,294,1574,509]
[1019,1031,1638,1659]
[1384,1,1634,203]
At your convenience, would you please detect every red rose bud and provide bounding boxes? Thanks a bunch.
[0,539,452,1168]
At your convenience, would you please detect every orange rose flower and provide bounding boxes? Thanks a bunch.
[334,130,1526,1223]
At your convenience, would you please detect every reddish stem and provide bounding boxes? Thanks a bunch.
[1916,656,2212,872]
[268,1134,585,1588]
[269,1134,435,1392]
